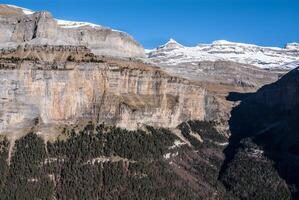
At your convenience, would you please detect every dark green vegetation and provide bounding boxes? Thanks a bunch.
[0,133,54,199]
[1,118,294,200]
[178,120,227,149]
[220,138,291,200]
[0,124,213,200]
[47,124,177,161]
[0,138,9,189]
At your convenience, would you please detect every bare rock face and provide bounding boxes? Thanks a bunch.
[223,67,299,138]
[0,4,145,58]
[149,60,286,88]
[0,44,287,135]
[0,45,206,132]
[0,5,288,136]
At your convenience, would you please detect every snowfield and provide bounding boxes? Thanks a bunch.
[56,19,102,29]
[147,39,299,69]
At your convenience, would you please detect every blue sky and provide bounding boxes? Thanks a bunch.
[2,0,299,48]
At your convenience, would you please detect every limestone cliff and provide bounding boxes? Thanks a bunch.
[0,45,206,132]
[0,4,145,58]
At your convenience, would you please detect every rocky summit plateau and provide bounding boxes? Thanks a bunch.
[0,4,298,200]
[0,4,145,57]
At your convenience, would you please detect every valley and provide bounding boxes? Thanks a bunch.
[0,4,298,200]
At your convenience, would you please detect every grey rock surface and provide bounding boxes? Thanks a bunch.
[0,45,206,132]
[0,4,145,58]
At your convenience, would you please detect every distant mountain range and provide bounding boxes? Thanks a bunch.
[147,38,299,69]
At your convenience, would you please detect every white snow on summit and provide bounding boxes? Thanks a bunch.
[56,19,102,29]
[5,5,105,30]
[6,4,34,15]
[148,39,299,69]
[157,38,184,50]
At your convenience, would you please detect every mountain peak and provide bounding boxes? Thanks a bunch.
[148,39,299,69]
[158,38,184,50]
[168,38,178,43]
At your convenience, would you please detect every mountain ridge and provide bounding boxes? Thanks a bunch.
[147,38,299,69]
[0,4,145,58]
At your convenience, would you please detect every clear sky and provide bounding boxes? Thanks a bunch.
[1,0,299,48]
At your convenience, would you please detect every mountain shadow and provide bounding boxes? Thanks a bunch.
[220,68,299,200]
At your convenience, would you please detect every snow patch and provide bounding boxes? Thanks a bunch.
[56,19,102,29]
[169,140,185,149]
[164,153,171,159]
[163,152,179,160]
[56,19,125,33]
[145,49,155,54]
[215,142,229,146]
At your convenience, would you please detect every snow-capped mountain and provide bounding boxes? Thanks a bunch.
[0,4,144,57]
[4,4,110,30]
[147,39,299,69]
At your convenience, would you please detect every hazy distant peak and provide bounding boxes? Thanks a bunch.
[148,39,299,69]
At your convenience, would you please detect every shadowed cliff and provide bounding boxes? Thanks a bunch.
[220,67,299,199]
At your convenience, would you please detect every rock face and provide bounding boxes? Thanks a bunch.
[0,44,287,137]
[0,45,206,132]
[228,67,299,137]
[146,39,290,91]
[148,60,286,88]
[220,68,299,198]
[0,4,290,136]
[0,4,145,58]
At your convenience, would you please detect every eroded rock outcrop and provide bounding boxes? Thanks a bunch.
[0,5,288,136]
[0,4,145,58]
[0,45,206,132]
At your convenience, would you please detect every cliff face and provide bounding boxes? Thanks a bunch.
[148,60,285,88]
[248,69,299,111]
[0,45,205,132]
[0,44,285,134]
[227,68,299,137]
[219,68,299,198]
[0,4,145,58]
[0,5,286,136]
